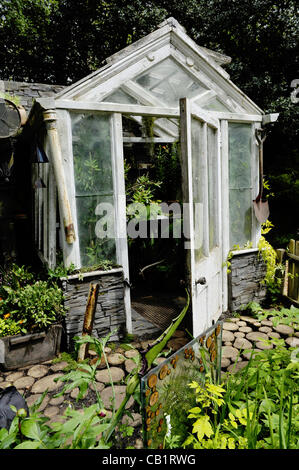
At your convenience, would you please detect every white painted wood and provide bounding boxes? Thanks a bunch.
[123,136,176,143]
[42,161,49,262]
[110,113,132,334]
[207,112,263,122]
[220,120,229,313]
[191,102,219,129]
[48,160,57,269]
[252,122,262,247]
[180,98,223,337]
[55,100,179,118]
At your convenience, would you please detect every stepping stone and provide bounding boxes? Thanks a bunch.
[227,361,249,373]
[261,320,273,327]
[253,322,262,327]
[31,373,63,393]
[233,337,252,350]
[225,317,239,323]
[224,341,232,346]
[135,439,143,449]
[259,326,272,334]
[237,321,247,327]
[246,331,269,342]
[70,387,89,399]
[89,381,105,393]
[285,337,299,347]
[125,359,137,374]
[234,332,245,338]
[88,349,98,357]
[223,322,238,331]
[108,353,125,366]
[115,347,125,354]
[50,362,69,372]
[274,325,294,336]
[239,326,252,333]
[0,377,4,383]
[49,396,65,406]
[125,349,139,359]
[154,357,167,366]
[242,349,263,360]
[90,356,107,369]
[268,331,280,339]
[44,406,60,418]
[14,376,35,390]
[6,371,24,383]
[122,413,142,427]
[100,385,134,410]
[141,340,153,349]
[221,358,231,368]
[172,330,186,338]
[295,332,299,338]
[26,394,49,411]
[28,365,49,378]
[222,346,239,360]
[104,347,112,354]
[0,381,13,388]
[256,341,273,350]
[96,367,125,384]
[239,316,256,324]
[222,330,235,342]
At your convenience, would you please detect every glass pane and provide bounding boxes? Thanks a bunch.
[71,112,116,267]
[228,123,252,248]
[134,57,207,107]
[207,126,217,250]
[103,87,139,105]
[140,322,222,449]
[191,118,204,260]
[198,96,231,112]
[229,123,251,189]
[229,188,252,247]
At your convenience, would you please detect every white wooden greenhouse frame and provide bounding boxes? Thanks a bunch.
[30,18,278,337]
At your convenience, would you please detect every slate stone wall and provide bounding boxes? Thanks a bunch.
[61,270,126,350]
[228,250,267,311]
[1,79,65,114]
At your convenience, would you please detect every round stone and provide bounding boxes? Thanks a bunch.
[227,361,249,373]
[50,362,69,372]
[104,347,112,354]
[107,353,125,366]
[236,321,247,327]
[100,385,134,410]
[221,358,231,368]
[225,317,240,323]
[26,394,50,411]
[222,346,239,359]
[70,387,89,399]
[0,381,13,388]
[256,341,273,350]
[239,316,256,324]
[234,337,252,350]
[274,325,295,336]
[253,322,262,327]
[222,330,235,342]
[125,359,137,374]
[224,342,232,346]
[285,337,299,347]
[124,349,139,359]
[89,381,105,393]
[44,406,60,418]
[242,349,262,360]
[6,371,24,382]
[261,320,273,327]
[268,331,280,339]
[135,439,144,449]
[31,373,63,393]
[96,367,125,383]
[246,331,269,342]
[28,365,49,378]
[154,357,167,366]
[223,322,239,331]
[0,376,3,383]
[259,326,272,334]
[295,332,299,338]
[122,413,142,427]
[234,332,245,338]
[49,395,65,406]
[14,376,35,390]
[239,326,252,333]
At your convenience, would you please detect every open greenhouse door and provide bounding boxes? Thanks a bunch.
[180,98,222,336]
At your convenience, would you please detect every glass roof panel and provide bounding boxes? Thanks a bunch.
[133,57,208,107]
[103,87,140,104]
[198,96,231,112]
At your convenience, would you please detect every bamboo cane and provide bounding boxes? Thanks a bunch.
[77,283,99,361]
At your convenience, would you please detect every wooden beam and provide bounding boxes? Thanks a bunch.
[77,283,99,362]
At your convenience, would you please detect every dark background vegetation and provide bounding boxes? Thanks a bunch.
[0,0,298,247]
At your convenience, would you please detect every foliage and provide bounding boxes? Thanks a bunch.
[0,263,66,337]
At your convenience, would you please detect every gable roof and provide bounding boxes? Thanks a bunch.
[55,17,263,115]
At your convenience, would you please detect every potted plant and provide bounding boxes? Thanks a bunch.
[0,264,65,370]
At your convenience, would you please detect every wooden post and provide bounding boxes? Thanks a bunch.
[77,283,99,362]
[288,239,295,299]
[43,109,76,244]
[296,240,299,301]
[276,248,285,293]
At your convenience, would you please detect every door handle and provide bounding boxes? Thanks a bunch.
[195,277,206,285]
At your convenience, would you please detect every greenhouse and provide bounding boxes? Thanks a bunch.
[27,17,278,341]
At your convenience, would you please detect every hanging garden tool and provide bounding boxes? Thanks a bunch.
[253,127,269,223]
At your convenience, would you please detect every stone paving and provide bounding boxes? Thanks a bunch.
[0,316,298,448]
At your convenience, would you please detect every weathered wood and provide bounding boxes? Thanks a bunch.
[295,241,299,301]
[77,283,99,361]
[283,260,289,297]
